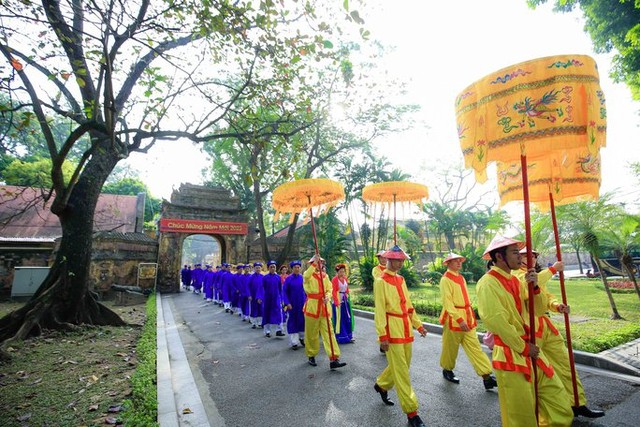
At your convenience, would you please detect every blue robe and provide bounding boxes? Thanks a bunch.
[248,272,263,318]
[181,268,191,287]
[282,273,306,334]
[204,270,215,300]
[237,273,251,315]
[259,273,283,325]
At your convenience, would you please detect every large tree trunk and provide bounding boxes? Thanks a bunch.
[0,137,126,358]
[593,254,622,320]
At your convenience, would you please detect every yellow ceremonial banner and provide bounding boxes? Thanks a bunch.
[455,54,606,183]
[496,148,601,210]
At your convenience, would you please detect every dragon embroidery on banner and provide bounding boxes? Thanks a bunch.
[513,89,561,127]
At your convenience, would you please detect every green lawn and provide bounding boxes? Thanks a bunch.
[352,278,640,353]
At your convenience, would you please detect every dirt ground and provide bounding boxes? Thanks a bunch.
[0,298,147,427]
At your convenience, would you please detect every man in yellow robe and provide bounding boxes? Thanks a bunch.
[477,236,573,427]
[373,245,427,427]
[438,252,497,390]
[372,249,387,280]
[303,255,346,370]
[514,248,605,419]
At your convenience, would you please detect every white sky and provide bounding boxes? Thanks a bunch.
[128,0,640,215]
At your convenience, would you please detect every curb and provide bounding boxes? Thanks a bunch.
[157,293,211,427]
[353,308,640,377]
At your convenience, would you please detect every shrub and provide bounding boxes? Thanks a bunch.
[121,293,158,426]
[595,280,638,294]
[580,322,640,353]
[423,271,442,286]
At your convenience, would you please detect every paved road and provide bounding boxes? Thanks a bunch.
[163,291,640,427]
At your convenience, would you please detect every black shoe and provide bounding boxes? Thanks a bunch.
[408,415,425,427]
[251,324,257,329]
[275,331,285,337]
[308,357,317,366]
[291,344,299,350]
[483,375,497,390]
[265,332,271,338]
[374,383,394,406]
[299,339,305,347]
[573,405,605,418]
[442,369,460,384]
[329,359,346,370]
[225,308,230,313]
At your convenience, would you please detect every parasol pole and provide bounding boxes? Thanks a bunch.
[549,190,580,407]
[393,193,397,245]
[520,153,539,420]
[307,196,337,359]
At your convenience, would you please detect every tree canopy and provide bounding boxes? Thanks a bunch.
[0,0,366,353]
[528,0,640,99]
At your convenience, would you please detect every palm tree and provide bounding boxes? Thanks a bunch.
[557,196,622,319]
[602,213,640,302]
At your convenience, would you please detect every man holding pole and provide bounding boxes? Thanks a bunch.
[438,252,497,390]
[514,248,605,419]
[302,255,346,370]
[477,236,573,427]
[373,245,427,427]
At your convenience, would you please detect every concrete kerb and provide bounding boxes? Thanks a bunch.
[353,308,640,378]
[157,293,211,427]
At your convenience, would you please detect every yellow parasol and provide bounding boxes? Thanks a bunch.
[455,54,607,415]
[362,181,429,245]
[271,178,345,358]
[456,54,606,183]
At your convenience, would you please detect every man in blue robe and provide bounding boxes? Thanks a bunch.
[203,265,215,302]
[283,260,306,349]
[181,264,191,290]
[248,262,264,329]
[259,261,285,338]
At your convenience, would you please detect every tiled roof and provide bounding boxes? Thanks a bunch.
[0,186,140,239]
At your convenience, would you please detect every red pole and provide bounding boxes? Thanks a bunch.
[549,191,580,406]
[393,194,397,245]
[308,200,337,359]
[520,154,539,420]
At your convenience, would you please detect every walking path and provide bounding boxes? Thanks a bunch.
[157,293,640,427]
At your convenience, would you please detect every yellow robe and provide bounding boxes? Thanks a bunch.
[438,269,492,376]
[477,266,573,427]
[374,270,425,415]
[302,265,340,360]
[514,267,587,407]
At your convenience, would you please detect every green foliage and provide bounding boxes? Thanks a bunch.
[579,322,640,353]
[299,210,350,272]
[3,157,76,187]
[102,177,161,223]
[422,270,443,286]
[399,259,420,288]
[121,293,158,426]
[529,0,640,100]
[353,254,377,291]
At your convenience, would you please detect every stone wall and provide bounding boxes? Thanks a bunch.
[89,232,158,297]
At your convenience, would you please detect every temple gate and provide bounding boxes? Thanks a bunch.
[156,184,248,293]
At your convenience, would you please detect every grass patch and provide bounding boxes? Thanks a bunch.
[351,278,640,352]
[0,299,147,426]
[120,293,157,426]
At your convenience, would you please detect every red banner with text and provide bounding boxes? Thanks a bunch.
[159,218,248,235]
